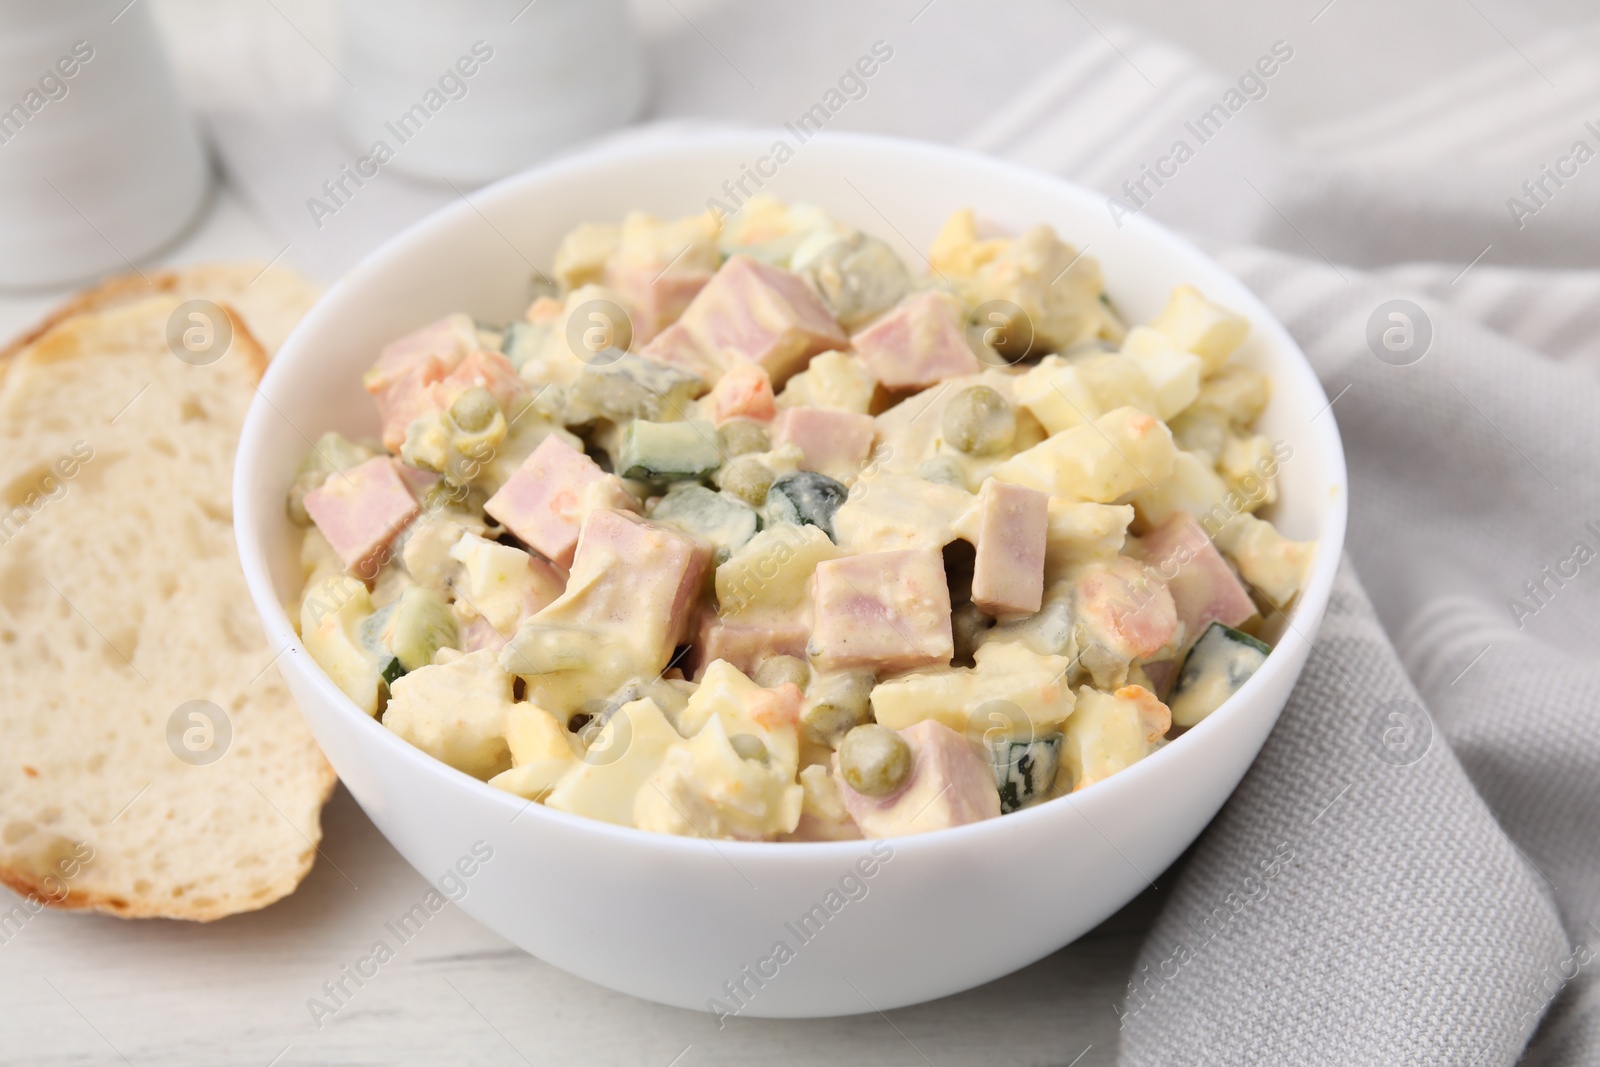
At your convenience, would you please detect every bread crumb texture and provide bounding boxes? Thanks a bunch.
[0,267,335,921]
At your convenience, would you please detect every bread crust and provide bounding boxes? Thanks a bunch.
[0,265,337,922]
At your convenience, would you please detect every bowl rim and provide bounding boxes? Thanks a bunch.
[235,127,1349,860]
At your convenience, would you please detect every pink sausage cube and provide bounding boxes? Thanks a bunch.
[394,462,440,501]
[707,362,776,425]
[676,255,846,385]
[693,609,811,680]
[362,315,476,450]
[838,720,1000,838]
[430,348,528,421]
[1136,514,1258,644]
[810,549,953,674]
[303,456,421,576]
[461,616,509,654]
[539,509,711,668]
[1074,556,1179,662]
[605,261,712,345]
[363,313,475,395]
[850,290,981,390]
[638,322,726,383]
[969,480,1048,616]
[484,435,604,567]
[771,407,876,478]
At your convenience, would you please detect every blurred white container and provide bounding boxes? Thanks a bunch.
[0,0,210,290]
[336,0,647,186]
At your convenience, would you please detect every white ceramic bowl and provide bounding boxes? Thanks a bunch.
[235,130,1347,1018]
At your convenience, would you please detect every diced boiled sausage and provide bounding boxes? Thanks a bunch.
[484,435,605,567]
[837,720,1000,837]
[303,456,422,575]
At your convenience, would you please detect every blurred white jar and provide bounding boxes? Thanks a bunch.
[0,0,210,290]
[336,0,647,186]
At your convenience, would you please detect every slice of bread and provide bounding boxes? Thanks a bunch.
[0,265,337,921]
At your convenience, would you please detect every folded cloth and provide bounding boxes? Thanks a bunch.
[199,1,1600,1061]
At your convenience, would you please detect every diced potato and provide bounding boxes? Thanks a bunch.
[1149,285,1249,373]
[490,704,580,799]
[449,531,564,636]
[300,576,383,715]
[383,649,515,780]
[1013,356,1101,435]
[832,470,972,554]
[1121,326,1202,420]
[675,659,803,778]
[1060,685,1170,792]
[716,523,842,615]
[1130,450,1231,529]
[1044,501,1134,579]
[783,763,862,841]
[635,714,804,840]
[544,698,685,826]
[1218,433,1279,510]
[1196,366,1271,424]
[552,221,620,291]
[991,406,1177,503]
[869,641,1077,737]
[1215,514,1314,607]
[776,350,877,414]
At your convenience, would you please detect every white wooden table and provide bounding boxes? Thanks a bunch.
[1,782,1159,1066]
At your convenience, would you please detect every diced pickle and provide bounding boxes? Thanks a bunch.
[715,457,775,507]
[986,732,1062,813]
[800,669,873,744]
[766,471,848,541]
[617,419,723,483]
[500,320,549,370]
[648,483,760,563]
[569,352,703,425]
[1168,622,1270,727]
[717,419,771,457]
[359,586,459,679]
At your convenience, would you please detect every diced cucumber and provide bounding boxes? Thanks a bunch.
[569,352,703,424]
[1168,622,1271,728]
[289,432,378,524]
[648,483,759,564]
[766,471,848,541]
[616,419,722,483]
[986,732,1062,813]
[359,586,459,680]
[500,320,549,370]
[390,587,459,671]
[299,431,375,477]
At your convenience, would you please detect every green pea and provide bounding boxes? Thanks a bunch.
[800,670,873,744]
[917,456,966,488]
[754,655,809,692]
[449,387,499,434]
[729,733,769,763]
[716,457,775,507]
[943,385,1015,456]
[838,724,912,797]
[717,419,770,457]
